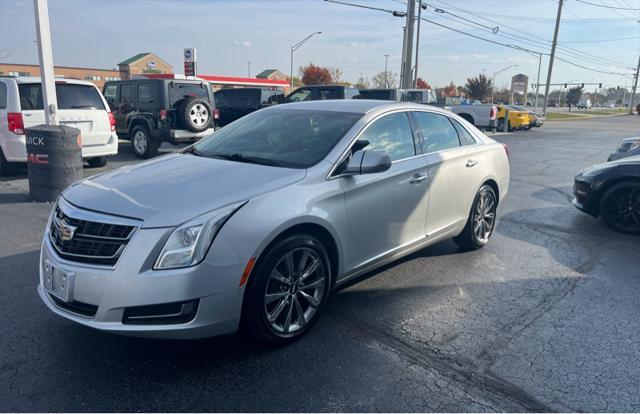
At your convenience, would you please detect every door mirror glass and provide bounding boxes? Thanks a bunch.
[342,150,391,175]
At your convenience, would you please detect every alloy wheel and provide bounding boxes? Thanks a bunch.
[189,103,209,127]
[263,247,326,335]
[133,130,148,154]
[473,187,496,243]
[602,186,640,233]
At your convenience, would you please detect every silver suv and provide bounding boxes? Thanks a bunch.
[38,100,510,344]
[0,76,118,174]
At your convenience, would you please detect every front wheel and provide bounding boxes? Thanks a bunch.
[242,235,331,345]
[600,182,640,235]
[454,184,498,250]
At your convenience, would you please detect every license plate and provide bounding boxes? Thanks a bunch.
[43,261,75,302]
[60,121,92,134]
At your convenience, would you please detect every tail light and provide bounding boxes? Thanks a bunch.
[502,143,509,159]
[108,112,116,131]
[213,108,220,120]
[489,106,497,119]
[7,112,24,135]
[159,109,168,122]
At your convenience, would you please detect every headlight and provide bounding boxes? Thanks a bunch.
[154,201,246,270]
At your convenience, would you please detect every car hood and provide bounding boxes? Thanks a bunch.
[63,153,307,227]
[577,155,640,179]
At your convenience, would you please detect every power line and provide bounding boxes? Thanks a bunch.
[575,0,640,10]
[559,35,640,43]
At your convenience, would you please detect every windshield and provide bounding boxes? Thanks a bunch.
[193,108,362,169]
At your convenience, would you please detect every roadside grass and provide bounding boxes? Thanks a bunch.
[546,112,584,120]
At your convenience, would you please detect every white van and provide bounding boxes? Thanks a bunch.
[0,76,118,174]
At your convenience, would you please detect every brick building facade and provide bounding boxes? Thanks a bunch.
[0,63,120,88]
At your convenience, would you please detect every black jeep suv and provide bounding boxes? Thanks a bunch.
[103,79,217,158]
[214,87,284,127]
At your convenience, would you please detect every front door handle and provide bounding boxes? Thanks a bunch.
[410,173,429,184]
[466,159,478,168]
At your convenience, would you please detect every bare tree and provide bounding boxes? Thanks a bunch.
[372,71,397,88]
[329,67,343,84]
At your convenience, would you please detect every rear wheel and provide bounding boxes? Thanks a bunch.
[242,235,331,345]
[600,182,640,235]
[454,184,498,250]
[130,125,160,159]
[87,156,108,168]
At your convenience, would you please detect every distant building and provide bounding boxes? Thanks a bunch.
[0,63,120,88]
[117,53,173,80]
[256,69,288,81]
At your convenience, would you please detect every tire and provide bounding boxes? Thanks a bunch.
[242,234,332,345]
[599,181,640,235]
[0,149,13,176]
[454,184,498,250]
[178,97,212,132]
[86,156,108,168]
[130,125,160,159]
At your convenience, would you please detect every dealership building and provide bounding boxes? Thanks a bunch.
[0,52,288,90]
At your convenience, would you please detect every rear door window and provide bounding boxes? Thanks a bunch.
[0,82,7,109]
[169,82,210,106]
[261,89,282,105]
[120,83,135,103]
[412,112,461,153]
[18,83,105,110]
[137,83,155,104]
[287,88,312,102]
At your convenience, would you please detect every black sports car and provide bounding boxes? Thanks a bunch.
[573,156,640,234]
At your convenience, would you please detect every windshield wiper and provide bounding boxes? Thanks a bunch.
[208,152,283,167]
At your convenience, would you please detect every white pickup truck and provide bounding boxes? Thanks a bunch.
[435,98,497,130]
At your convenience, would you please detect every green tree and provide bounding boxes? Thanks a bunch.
[464,73,493,100]
[566,86,583,106]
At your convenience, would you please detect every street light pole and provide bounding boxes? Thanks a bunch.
[534,53,542,112]
[542,0,564,116]
[33,0,57,126]
[290,32,322,89]
[491,64,517,104]
[384,54,389,88]
[246,61,251,78]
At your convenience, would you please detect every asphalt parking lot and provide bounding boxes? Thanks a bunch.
[1,115,639,412]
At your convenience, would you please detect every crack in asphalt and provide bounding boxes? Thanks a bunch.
[327,310,553,412]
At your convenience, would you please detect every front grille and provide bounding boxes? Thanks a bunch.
[49,205,136,266]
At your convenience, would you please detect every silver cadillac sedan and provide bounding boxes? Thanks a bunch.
[38,100,510,344]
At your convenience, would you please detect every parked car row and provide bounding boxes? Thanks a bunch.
[0,76,118,174]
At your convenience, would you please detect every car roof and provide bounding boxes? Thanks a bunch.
[272,99,450,115]
[9,76,97,86]
[621,136,640,143]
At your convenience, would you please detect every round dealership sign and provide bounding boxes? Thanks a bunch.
[146,61,157,69]
[184,49,193,61]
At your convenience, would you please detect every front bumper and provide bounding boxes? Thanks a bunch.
[38,223,246,339]
[572,180,598,217]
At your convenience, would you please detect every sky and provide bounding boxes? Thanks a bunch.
[1,0,639,91]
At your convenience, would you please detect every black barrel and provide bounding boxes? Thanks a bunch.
[25,124,83,202]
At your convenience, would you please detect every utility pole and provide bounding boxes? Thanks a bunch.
[542,0,563,116]
[400,0,416,89]
[534,53,542,113]
[629,54,640,114]
[33,0,57,126]
[413,0,423,88]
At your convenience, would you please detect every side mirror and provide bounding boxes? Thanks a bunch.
[342,150,391,175]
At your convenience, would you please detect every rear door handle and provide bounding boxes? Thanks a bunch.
[410,173,429,184]
[466,159,478,168]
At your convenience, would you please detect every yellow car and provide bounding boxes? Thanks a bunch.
[496,105,530,130]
